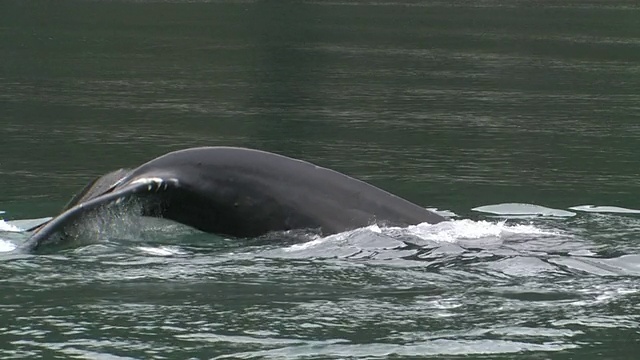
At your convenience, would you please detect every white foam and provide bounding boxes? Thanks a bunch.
[472,203,576,217]
[287,219,558,251]
[0,219,21,232]
[426,207,458,217]
[1,216,29,252]
[569,205,640,214]
[399,219,558,242]
[137,246,186,256]
[0,240,17,252]
[3,217,52,231]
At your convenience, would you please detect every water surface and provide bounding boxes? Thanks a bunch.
[1,0,639,358]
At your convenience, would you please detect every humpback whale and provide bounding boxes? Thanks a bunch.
[22,147,446,252]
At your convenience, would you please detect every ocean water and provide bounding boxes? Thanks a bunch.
[1,0,639,358]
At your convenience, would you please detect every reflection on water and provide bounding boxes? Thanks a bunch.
[1,0,640,358]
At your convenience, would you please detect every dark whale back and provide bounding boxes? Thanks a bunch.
[116,147,445,234]
[23,147,446,252]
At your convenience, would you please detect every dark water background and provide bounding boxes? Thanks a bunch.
[1,0,639,358]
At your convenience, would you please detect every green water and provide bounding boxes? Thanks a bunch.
[1,0,639,358]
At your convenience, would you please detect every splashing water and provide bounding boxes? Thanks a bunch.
[0,219,21,232]
[400,219,560,242]
[286,219,559,252]
[0,239,16,252]
[0,217,21,252]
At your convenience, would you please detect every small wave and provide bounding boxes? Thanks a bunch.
[136,246,187,256]
[285,224,386,252]
[548,254,640,277]
[472,203,576,218]
[213,338,577,359]
[569,205,640,214]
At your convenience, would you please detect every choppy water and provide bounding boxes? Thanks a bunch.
[2,0,640,358]
[2,205,640,358]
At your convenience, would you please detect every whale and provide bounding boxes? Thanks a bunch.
[21,147,446,252]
